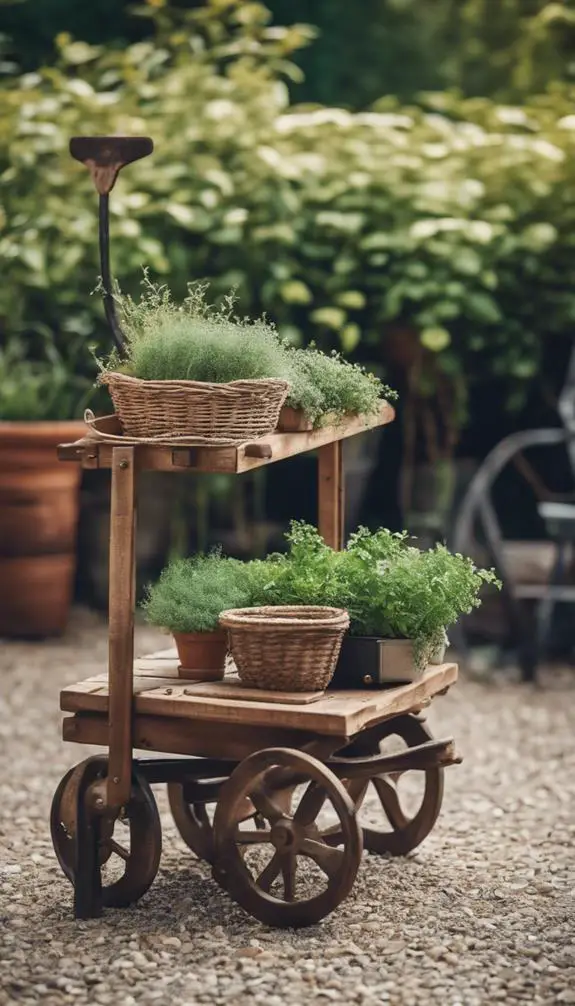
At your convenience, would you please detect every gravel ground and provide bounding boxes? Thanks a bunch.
[1,608,574,1006]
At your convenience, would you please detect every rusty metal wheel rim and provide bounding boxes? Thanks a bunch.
[213,748,362,928]
[50,757,162,907]
[325,715,444,856]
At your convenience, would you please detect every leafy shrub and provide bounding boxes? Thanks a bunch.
[142,552,253,634]
[2,0,575,458]
[0,337,93,421]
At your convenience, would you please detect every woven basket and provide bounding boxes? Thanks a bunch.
[99,372,289,444]
[219,606,349,692]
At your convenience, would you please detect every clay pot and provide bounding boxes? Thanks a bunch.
[174,631,228,680]
[0,421,85,637]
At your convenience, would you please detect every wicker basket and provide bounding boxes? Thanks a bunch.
[99,372,289,444]
[219,606,350,692]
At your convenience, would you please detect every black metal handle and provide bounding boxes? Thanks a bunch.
[70,136,154,355]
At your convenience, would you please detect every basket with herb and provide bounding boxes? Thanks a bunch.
[97,280,290,444]
[97,275,396,442]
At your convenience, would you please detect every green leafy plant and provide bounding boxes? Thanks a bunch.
[0,337,93,421]
[286,347,396,425]
[142,551,253,635]
[250,521,501,663]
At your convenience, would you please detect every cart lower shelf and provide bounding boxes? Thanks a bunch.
[53,654,460,927]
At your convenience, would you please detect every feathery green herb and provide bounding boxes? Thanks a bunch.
[142,552,253,634]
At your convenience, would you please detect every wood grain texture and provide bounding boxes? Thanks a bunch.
[318,441,344,550]
[107,446,136,807]
[57,402,395,474]
[179,679,325,705]
[61,663,458,738]
[63,714,321,760]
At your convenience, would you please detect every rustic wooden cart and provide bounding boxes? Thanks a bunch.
[52,411,460,928]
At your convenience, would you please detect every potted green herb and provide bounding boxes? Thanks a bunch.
[332,528,501,685]
[0,338,91,637]
[142,552,254,679]
[279,347,397,431]
[97,279,290,442]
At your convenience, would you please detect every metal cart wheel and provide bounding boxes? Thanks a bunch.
[212,748,362,928]
[325,715,444,856]
[51,756,162,907]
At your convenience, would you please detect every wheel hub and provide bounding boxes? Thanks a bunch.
[270,817,300,852]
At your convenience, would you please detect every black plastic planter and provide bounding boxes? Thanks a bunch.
[331,636,417,689]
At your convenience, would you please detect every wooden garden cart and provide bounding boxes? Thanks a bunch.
[50,136,461,928]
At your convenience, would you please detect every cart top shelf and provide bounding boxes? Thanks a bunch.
[57,402,395,474]
[61,648,458,738]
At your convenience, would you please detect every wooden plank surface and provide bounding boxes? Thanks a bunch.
[173,679,325,705]
[63,714,322,760]
[61,661,458,738]
[57,402,395,474]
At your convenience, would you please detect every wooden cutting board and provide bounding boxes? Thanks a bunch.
[179,677,325,705]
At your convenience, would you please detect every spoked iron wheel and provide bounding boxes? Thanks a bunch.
[50,756,162,907]
[213,748,362,928]
[325,715,444,856]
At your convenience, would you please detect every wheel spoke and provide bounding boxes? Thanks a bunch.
[294,782,327,826]
[346,779,369,812]
[373,775,408,831]
[282,855,297,901]
[250,786,287,824]
[234,827,272,845]
[300,838,345,880]
[105,838,130,862]
[257,852,282,892]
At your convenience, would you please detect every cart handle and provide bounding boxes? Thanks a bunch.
[69,135,154,356]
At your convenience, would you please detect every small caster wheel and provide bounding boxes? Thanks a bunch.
[51,756,162,908]
[213,748,362,928]
[326,715,444,856]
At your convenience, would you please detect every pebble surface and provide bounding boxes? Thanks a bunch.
[1,609,574,1005]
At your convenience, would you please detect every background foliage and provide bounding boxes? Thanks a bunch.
[1,0,574,539]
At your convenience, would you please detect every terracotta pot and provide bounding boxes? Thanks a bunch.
[0,421,85,637]
[174,630,228,680]
[277,406,314,432]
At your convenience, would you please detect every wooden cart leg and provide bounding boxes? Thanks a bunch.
[318,441,344,549]
[107,446,136,809]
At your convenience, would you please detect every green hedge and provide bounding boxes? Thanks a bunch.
[1,0,575,442]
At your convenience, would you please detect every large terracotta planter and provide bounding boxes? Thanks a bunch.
[174,630,228,680]
[0,421,85,637]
